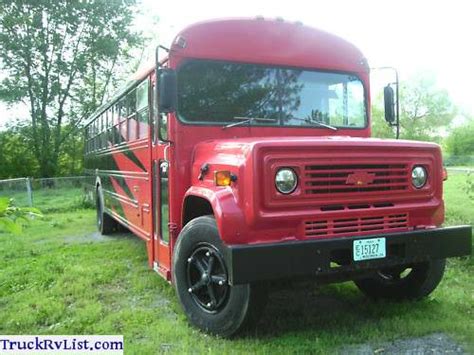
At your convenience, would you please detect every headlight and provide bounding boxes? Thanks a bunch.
[412,166,427,188]
[275,168,297,194]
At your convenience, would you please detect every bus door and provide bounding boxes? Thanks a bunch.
[151,79,171,279]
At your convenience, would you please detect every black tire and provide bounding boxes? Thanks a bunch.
[172,216,267,337]
[96,186,118,235]
[354,259,446,301]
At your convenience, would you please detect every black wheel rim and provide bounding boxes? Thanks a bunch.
[186,243,229,313]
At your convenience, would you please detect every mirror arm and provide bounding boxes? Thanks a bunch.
[158,45,170,53]
[394,69,400,139]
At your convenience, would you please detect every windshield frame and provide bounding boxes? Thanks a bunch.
[175,58,369,130]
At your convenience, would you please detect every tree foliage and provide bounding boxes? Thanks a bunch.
[371,101,395,139]
[445,119,474,156]
[371,72,456,142]
[0,125,39,178]
[400,73,456,142]
[0,0,142,177]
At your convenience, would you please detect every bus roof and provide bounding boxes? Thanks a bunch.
[171,17,368,73]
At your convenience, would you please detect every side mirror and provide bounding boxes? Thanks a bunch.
[158,69,177,114]
[383,85,395,124]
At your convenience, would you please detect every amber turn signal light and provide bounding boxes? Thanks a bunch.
[215,171,232,186]
[442,167,448,181]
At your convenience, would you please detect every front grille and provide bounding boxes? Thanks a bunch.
[305,213,409,238]
[303,164,409,196]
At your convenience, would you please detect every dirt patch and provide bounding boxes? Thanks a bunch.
[64,231,132,244]
[340,333,466,354]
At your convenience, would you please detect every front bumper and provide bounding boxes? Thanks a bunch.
[225,226,472,285]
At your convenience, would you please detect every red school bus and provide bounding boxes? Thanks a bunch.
[84,18,472,336]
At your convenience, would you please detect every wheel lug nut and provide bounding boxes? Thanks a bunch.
[187,257,193,263]
[205,251,211,257]
[188,288,192,293]
[218,280,224,286]
[207,302,212,307]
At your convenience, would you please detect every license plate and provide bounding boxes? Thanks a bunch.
[353,237,386,261]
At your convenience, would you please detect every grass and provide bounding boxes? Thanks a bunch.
[444,172,474,227]
[30,187,93,213]
[1,186,92,213]
[0,175,473,354]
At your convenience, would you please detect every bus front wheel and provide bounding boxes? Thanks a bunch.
[172,215,267,337]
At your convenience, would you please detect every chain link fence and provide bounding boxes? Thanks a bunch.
[0,176,93,212]
[0,178,33,207]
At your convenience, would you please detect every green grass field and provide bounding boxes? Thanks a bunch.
[0,175,472,354]
[1,186,91,213]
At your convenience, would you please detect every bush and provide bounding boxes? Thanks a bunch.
[445,120,474,159]
[0,197,42,234]
[443,155,474,167]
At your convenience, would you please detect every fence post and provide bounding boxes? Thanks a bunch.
[26,177,33,207]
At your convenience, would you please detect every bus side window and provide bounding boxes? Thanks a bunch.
[100,113,105,150]
[125,91,135,141]
[117,98,126,144]
[85,126,89,153]
[93,119,98,151]
[109,104,120,146]
[137,80,148,111]
[136,80,149,139]
[107,107,113,148]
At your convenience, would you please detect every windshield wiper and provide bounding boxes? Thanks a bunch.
[222,116,277,130]
[308,120,338,131]
[290,117,338,131]
[222,116,337,131]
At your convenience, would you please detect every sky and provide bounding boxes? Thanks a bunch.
[1,0,473,129]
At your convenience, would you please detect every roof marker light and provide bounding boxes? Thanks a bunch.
[174,36,186,49]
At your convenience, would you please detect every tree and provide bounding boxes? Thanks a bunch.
[444,117,474,166]
[0,121,85,179]
[0,125,39,179]
[400,73,456,142]
[370,98,395,139]
[371,72,456,142]
[0,0,142,177]
[445,119,474,156]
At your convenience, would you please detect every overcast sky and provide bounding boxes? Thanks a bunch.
[1,0,472,129]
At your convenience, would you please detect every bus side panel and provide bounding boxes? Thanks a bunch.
[85,134,152,242]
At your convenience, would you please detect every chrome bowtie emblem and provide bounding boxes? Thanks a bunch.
[346,171,376,186]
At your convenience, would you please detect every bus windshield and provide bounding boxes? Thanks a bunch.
[177,59,367,129]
